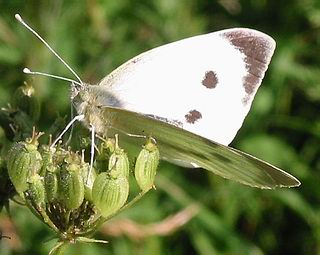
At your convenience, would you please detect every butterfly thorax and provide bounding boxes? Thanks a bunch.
[71,82,122,134]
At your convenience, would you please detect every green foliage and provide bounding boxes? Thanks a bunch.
[0,1,319,254]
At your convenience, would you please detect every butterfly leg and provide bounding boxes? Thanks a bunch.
[65,104,75,145]
[110,126,147,140]
[51,114,84,148]
[87,124,95,184]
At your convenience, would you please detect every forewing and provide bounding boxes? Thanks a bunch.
[99,28,276,146]
[103,106,300,189]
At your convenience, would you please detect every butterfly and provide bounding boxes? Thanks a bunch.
[15,14,300,189]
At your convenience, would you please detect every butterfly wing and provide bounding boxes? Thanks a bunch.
[102,106,300,189]
[99,28,275,146]
[77,28,300,188]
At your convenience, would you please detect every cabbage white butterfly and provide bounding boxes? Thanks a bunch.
[15,14,300,189]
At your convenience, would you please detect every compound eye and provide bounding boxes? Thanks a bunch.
[70,82,83,99]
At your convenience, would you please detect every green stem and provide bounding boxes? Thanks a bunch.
[38,207,60,233]
[116,189,150,215]
[24,199,59,232]
[49,241,69,255]
[34,202,60,233]
[80,189,151,236]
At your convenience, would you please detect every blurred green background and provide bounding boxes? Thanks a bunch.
[0,0,320,254]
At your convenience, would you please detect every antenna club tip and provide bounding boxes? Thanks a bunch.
[15,14,22,21]
[23,68,31,73]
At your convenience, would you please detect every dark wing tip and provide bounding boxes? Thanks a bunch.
[220,28,276,59]
[219,28,276,102]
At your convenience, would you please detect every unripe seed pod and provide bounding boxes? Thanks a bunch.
[44,165,59,203]
[104,137,116,153]
[25,174,45,206]
[53,147,69,166]
[12,82,40,121]
[80,162,97,202]
[134,140,160,192]
[108,149,130,178]
[39,145,56,176]
[92,172,129,218]
[7,140,42,194]
[94,138,115,172]
[58,163,84,210]
[13,111,34,136]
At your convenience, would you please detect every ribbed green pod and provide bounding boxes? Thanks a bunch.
[80,162,97,202]
[26,174,45,206]
[44,165,59,203]
[108,149,130,178]
[58,163,84,210]
[134,140,160,192]
[7,141,42,194]
[12,82,40,121]
[39,145,55,176]
[92,172,129,218]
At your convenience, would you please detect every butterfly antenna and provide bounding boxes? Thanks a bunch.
[23,68,82,86]
[15,14,83,86]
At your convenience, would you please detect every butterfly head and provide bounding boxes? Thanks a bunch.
[70,82,92,114]
[70,82,115,134]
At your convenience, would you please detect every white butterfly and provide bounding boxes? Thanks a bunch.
[16,14,300,189]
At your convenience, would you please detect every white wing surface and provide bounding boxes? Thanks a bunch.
[99,28,275,145]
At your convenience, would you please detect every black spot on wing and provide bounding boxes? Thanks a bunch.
[222,29,275,104]
[202,71,218,89]
[185,110,202,124]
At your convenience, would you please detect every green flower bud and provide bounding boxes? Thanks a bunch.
[12,82,40,121]
[39,145,56,176]
[12,111,34,137]
[80,162,97,202]
[58,163,84,210]
[52,147,69,166]
[134,139,160,192]
[7,137,42,194]
[92,172,129,218]
[44,165,59,203]
[94,138,115,173]
[108,149,130,178]
[104,137,116,153]
[25,174,45,206]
